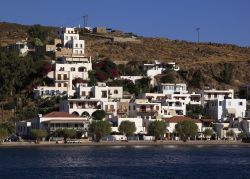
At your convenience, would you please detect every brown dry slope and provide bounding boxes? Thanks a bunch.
[1,22,250,90]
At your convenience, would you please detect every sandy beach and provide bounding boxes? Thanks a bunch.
[1,140,250,147]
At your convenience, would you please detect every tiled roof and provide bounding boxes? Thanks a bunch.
[164,116,201,123]
[43,112,78,118]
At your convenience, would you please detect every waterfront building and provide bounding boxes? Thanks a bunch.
[208,99,246,121]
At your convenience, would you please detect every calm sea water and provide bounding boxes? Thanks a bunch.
[0,145,250,178]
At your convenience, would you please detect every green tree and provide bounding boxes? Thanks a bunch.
[0,128,9,143]
[226,130,235,140]
[186,104,204,117]
[237,131,247,140]
[203,128,213,139]
[118,121,136,137]
[58,129,77,143]
[31,129,48,143]
[89,120,111,142]
[190,70,203,88]
[175,120,198,142]
[0,122,15,135]
[92,110,106,120]
[220,63,234,84]
[28,24,50,42]
[32,38,43,46]
[147,121,166,141]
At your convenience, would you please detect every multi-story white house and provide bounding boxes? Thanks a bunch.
[159,83,188,94]
[129,99,162,120]
[199,88,234,106]
[208,99,246,121]
[34,57,92,98]
[162,99,186,118]
[57,27,85,56]
[60,83,124,118]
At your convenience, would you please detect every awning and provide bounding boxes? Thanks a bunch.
[227,108,236,114]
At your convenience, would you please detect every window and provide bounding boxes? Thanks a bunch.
[214,93,217,98]
[239,102,243,106]
[71,67,75,71]
[101,91,107,98]
[82,91,86,96]
[133,106,136,110]
[80,50,83,54]
[75,43,78,48]
[70,103,73,108]
[63,74,67,80]
[64,83,68,87]
[219,101,222,106]
[58,83,61,87]
[80,44,83,48]
[57,74,61,80]
[208,94,211,99]
[114,90,118,94]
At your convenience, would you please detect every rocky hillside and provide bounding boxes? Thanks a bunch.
[1,22,250,92]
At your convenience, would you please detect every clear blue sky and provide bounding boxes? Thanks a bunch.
[0,0,249,46]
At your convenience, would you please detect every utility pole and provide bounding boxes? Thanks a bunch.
[83,15,88,29]
[196,27,200,43]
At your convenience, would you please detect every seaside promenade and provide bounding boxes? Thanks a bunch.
[1,140,249,147]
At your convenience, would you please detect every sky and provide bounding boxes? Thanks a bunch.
[0,0,249,46]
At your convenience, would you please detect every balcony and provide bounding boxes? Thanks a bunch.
[106,109,116,113]
[117,109,128,113]
[136,109,158,116]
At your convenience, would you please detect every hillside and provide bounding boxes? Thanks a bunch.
[1,22,250,91]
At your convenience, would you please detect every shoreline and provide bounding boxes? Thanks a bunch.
[1,140,250,147]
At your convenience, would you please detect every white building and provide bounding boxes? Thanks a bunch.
[111,117,145,134]
[120,76,143,84]
[208,99,246,121]
[129,99,162,120]
[159,83,188,94]
[164,116,202,140]
[60,83,124,118]
[57,27,85,56]
[31,112,89,134]
[199,88,234,106]
[34,58,92,98]
[143,60,166,77]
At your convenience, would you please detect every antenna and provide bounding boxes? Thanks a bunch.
[196,27,200,43]
[83,15,88,29]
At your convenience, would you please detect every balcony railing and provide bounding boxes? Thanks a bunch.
[117,109,128,113]
[136,110,158,116]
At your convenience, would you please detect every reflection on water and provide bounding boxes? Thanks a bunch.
[1,145,250,178]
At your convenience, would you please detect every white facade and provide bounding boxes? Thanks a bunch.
[57,27,85,56]
[208,99,246,121]
[129,99,162,120]
[60,99,102,117]
[34,59,92,98]
[144,60,166,77]
[120,76,143,84]
[159,83,188,94]
[111,117,145,134]
[200,89,234,106]
[162,99,186,118]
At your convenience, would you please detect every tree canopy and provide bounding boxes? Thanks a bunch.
[118,121,136,137]
[89,120,111,142]
[147,121,166,140]
[175,120,198,141]
[92,110,106,120]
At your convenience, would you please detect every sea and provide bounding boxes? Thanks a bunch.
[0,145,250,178]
